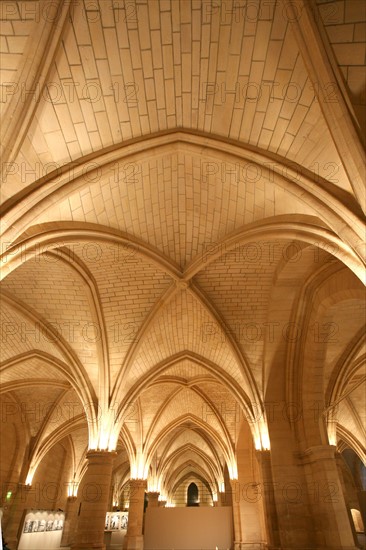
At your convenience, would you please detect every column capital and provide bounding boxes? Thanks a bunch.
[255,449,271,461]
[129,479,147,490]
[302,444,337,463]
[146,491,160,507]
[86,449,117,463]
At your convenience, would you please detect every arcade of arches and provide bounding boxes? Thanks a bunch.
[0,0,365,549]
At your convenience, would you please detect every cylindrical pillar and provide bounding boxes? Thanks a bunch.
[4,483,32,548]
[230,479,242,548]
[71,450,116,550]
[303,445,358,549]
[357,490,366,532]
[61,496,78,547]
[123,479,147,550]
[256,450,281,549]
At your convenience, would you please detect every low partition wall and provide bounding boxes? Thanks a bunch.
[18,509,65,550]
[144,506,233,550]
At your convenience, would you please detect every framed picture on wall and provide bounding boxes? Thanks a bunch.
[110,514,119,530]
[120,514,128,530]
[23,520,32,533]
[46,520,54,531]
[53,519,63,530]
[31,521,38,533]
[38,520,46,532]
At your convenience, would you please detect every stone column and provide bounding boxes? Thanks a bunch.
[158,499,166,507]
[335,453,359,547]
[146,491,159,507]
[303,445,358,549]
[4,483,33,548]
[61,496,78,547]
[357,490,366,532]
[71,450,116,550]
[230,480,243,549]
[256,450,280,549]
[123,479,147,550]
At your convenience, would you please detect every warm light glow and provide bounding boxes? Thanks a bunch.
[67,482,78,497]
[25,468,35,486]
[88,410,119,452]
[228,460,238,480]
[219,482,225,493]
[147,476,161,493]
[261,432,271,451]
[131,452,148,480]
[327,420,337,446]
[254,419,271,451]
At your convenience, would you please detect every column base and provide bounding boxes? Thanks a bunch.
[6,538,18,549]
[123,534,144,549]
[233,543,268,550]
[71,544,106,550]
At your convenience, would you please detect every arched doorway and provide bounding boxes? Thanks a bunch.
[187,482,199,507]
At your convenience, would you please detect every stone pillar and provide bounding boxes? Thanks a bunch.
[256,450,280,549]
[71,450,116,550]
[217,491,226,507]
[335,453,359,547]
[357,490,366,532]
[146,491,159,507]
[230,480,242,549]
[158,499,166,507]
[123,479,147,550]
[303,445,358,549]
[61,496,78,547]
[4,483,33,548]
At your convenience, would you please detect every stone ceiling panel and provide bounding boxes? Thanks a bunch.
[127,289,245,393]
[65,241,173,388]
[316,0,366,136]
[2,0,354,200]
[40,387,86,443]
[194,239,289,388]
[0,301,66,363]
[0,356,68,385]
[322,298,366,387]
[162,431,217,468]
[1,254,100,390]
[138,382,179,439]
[7,385,66,437]
[146,386,228,450]
[0,1,38,113]
[11,147,322,270]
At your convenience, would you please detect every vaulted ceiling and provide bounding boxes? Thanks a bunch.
[0,0,365,503]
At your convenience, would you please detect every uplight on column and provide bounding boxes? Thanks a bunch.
[67,481,78,497]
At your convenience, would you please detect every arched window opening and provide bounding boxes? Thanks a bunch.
[187,482,199,506]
